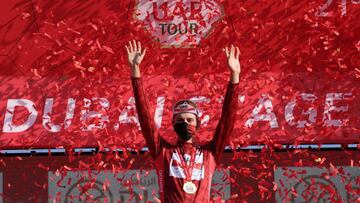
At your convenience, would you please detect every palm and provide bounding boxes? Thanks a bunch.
[128,52,143,66]
[125,40,146,67]
[228,57,240,72]
[225,45,241,73]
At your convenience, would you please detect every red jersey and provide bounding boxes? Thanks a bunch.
[131,77,239,203]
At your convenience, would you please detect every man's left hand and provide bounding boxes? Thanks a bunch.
[224,45,241,84]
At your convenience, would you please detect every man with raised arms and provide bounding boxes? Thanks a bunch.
[125,40,241,202]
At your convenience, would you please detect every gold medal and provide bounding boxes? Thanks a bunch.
[176,148,198,194]
[183,181,197,194]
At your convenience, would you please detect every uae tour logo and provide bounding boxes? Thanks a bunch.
[135,0,224,48]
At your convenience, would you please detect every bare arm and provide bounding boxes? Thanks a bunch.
[225,44,241,84]
[125,40,146,78]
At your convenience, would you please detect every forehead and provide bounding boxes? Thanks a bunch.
[174,112,197,119]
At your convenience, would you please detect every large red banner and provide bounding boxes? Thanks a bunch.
[0,0,359,148]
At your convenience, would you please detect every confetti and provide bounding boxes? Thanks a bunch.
[0,0,359,202]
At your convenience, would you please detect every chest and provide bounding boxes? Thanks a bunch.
[162,147,216,180]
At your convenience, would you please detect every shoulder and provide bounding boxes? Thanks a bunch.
[199,141,214,152]
[160,138,176,149]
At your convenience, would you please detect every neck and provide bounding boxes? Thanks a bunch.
[178,137,193,144]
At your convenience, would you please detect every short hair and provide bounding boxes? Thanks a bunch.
[172,99,200,129]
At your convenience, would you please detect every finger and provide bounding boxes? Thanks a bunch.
[128,41,133,52]
[141,48,147,58]
[133,40,137,52]
[138,41,142,53]
[125,45,130,54]
[236,47,240,59]
[224,47,229,57]
[230,44,235,57]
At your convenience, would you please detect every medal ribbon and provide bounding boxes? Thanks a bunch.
[176,147,196,182]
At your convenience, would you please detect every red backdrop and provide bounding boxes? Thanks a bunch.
[0,0,359,149]
[0,2,359,202]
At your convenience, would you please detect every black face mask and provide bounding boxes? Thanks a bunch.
[173,122,196,141]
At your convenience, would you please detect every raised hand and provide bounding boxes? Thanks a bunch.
[125,40,146,77]
[224,45,241,84]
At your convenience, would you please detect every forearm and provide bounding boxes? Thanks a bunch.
[212,81,239,161]
[131,77,160,158]
[131,78,154,136]
[131,65,141,78]
[230,71,240,84]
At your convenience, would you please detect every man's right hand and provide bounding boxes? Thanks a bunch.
[125,40,146,78]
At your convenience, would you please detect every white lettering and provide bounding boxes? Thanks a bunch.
[80,98,110,131]
[245,95,279,128]
[3,99,38,132]
[116,97,165,130]
[285,93,317,128]
[43,98,76,132]
[323,93,352,127]
[117,97,140,129]
[154,97,165,128]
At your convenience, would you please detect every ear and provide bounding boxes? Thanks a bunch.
[196,118,201,129]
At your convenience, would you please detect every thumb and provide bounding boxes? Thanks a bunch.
[141,48,147,58]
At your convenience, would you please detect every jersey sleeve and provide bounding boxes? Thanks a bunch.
[211,81,240,162]
[131,77,162,159]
